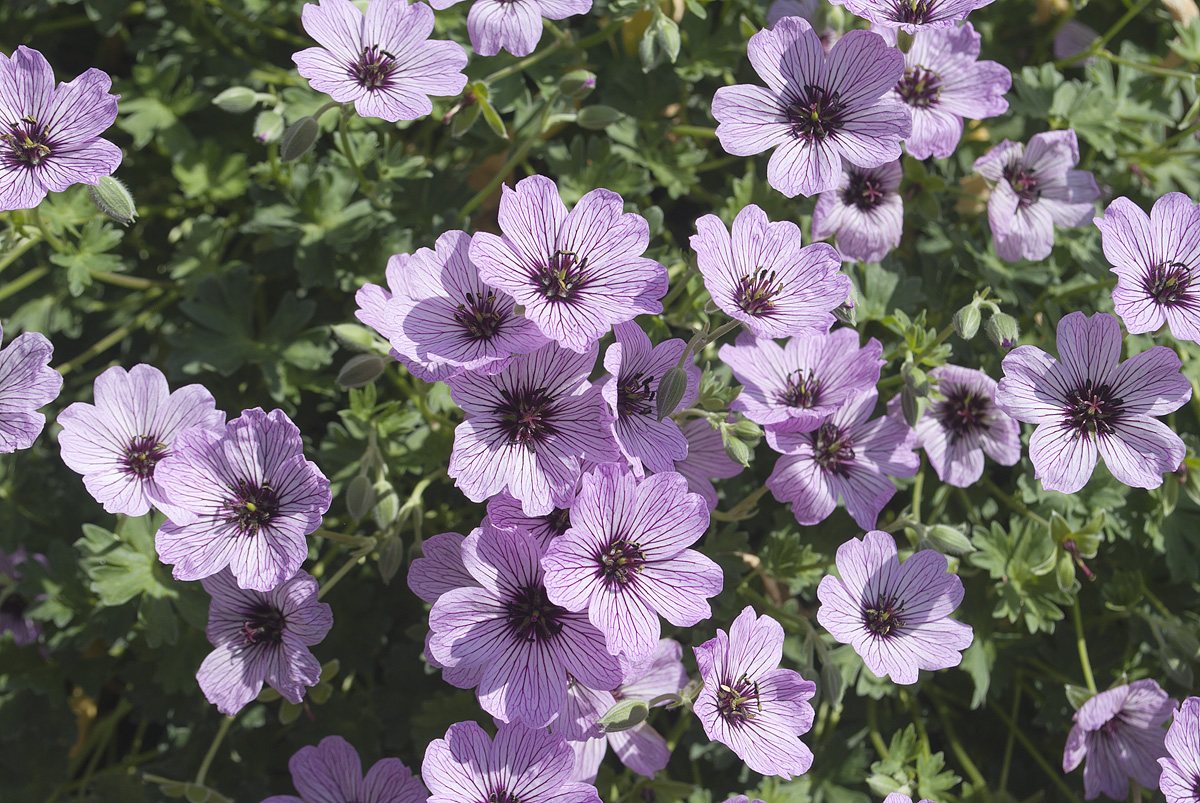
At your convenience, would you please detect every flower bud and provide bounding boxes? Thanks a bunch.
[280,116,321,162]
[900,385,923,428]
[729,419,762,444]
[655,365,690,421]
[926,524,975,555]
[88,176,137,225]
[833,294,856,327]
[337,354,387,388]
[212,86,259,114]
[374,481,400,528]
[598,698,649,732]
[576,105,624,130]
[253,109,285,143]
[901,364,929,397]
[985,312,1020,349]
[378,534,405,585]
[953,304,981,340]
[346,474,375,520]
[720,422,755,468]
[558,69,597,100]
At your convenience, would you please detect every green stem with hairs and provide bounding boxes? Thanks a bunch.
[0,231,41,277]
[194,715,234,786]
[981,474,1049,527]
[459,98,555,219]
[0,265,49,303]
[1072,600,1099,694]
[926,691,989,793]
[1053,0,1154,69]
[57,291,178,376]
[866,698,890,760]
[987,697,1079,800]
[998,676,1022,792]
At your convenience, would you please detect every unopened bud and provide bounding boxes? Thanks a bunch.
[598,698,649,732]
[953,304,981,339]
[88,176,137,225]
[374,481,400,528]
[720,422,754,467]
[337,354,386,388]
[985,312,1020,349]
[451,103,481,138]
[900,385,923,428]
[254,109,285,143]
[902,364,929,397]
[559,69,597,100]
[655,365,689,421]
[346,474,375,520]
[281,116,321,162]
[577,105,624,130]
[212,86,259,114]
[926,524,975,555]
[378,535,404,585]
[729,419,762,445]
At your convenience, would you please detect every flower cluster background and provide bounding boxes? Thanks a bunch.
[3,0,1200,801]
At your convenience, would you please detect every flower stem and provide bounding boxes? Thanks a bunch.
[194,715,234,786]
[998,676,1022,792]
[56,290,178,376]
[483,37,565,86]
[0,265,49,303]
[0,230,41,277]
[669,125,718,139]
[980,474,1049,527]
[318,548,370,600]
[459,97,555,219]
[1052,0,1154,69]
[987,697,1079,800]
[899,688,931,758]
[927,691,989,793]
[866,698,890,760]
[1072,600,1098,694]
[1096,50,1199,81]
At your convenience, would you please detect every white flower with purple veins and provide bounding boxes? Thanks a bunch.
[261,735,428,803]
[446,341,620,516]
[0,46,121,212]
[407,531,480,604]
[712,18,910,198]
[601,321,700,476]
[196,569,333,716]
[1160,696,1200,803]
[767,0,839,50]
[692,204,851,336]
[0,321,62,453]
[766,389,919,528]
[812,159,904,263]
[471,175,668,354]
[542,463,722,662]
[673,417,745,511]
[431,0,591,57]
[154,407,333,593]
[487,492,573,551]
[994,311,1191,494]
[827,0,993,32]
[875,23,1010,160]
[57,364,225,518]
[974,129,1101,263]
[1094,193,1200,343]
[721,328,884,433]
[293,0,468,123]
[817,530,973,685]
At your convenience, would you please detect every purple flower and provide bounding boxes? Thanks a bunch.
[1063,679,1175,800]
[883,796,937,803]
[673,417,745,511]
[470,176,668,353]
[816,530,973,684]
[712,18,910,198]
[721,328,884,433]
[428,523,623,727]
[827,0,993,32]
[694,606,816,778]
[293,0,468,123]
[197,568,333,716]
[155,407,333,592]
[875,23,1010,160]
[1094,193,1200,343]
[994,311,1191,494]
[430,0,592,57]
[900,364,1020,487]
[0,322,61,453]
[601,322,700,476]
[691,204,851,335]
[1160,696,1200,803]
[0,46,121,212]
[262,735,428,803]
[487,492,573,550]
[57,364,225,518]
[446,341,619,516]
[355,253,456,382]
[0,546,44,647]
[542,464,721,661]
[407,530,480,604]
[767,0,838,50]
[423,721,600,803]
[766,389,918,528]
[973,130,1100,262]
[1054,20,1099,67]
[812,159,903,263]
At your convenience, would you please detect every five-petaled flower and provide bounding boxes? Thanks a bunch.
[1159,696,1200,803]
[261,734,428,803]
[428,0,592,57]
[827,0,994,32]
[812,159,904,263]
[0,320,62,453]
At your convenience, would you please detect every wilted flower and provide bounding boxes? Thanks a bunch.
[827,0,994,32]
[261,735,427,803]
[817,530,973,684]
[294,0,468,122]
[994,311,1191,493]
[0,321,62,453]
[712,18,910,198]
[812,159,904,263]
[1159,696,1200,803]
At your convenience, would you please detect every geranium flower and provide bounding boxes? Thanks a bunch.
[827,0,994,32]
[672,417,745,511]
[811,159,904,263]
[261,735,427,803]
[0,321,62,453]
[407,531,480,604]
[429,0,592,57]
[1160,696,1200,803]
[487,492,573,551]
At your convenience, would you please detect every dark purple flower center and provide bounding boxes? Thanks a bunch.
[352,45,398,91]
[1066,380,1125,438]
[225,479,282,537]
[811,421,855,476]
[841,170,887,212]
[545,508,571,537]
[533,249,589,302]
[121,435,167,479]
[454,291,505,340]
[487,791,520,803]
[733,268,783,316]
[505,583,566,642]
[896,66,942,109]
[1002,163,1040,207]
[780,367,822,408]
[496,386,558,451]
[784,85,847,142]
[936,385,992,441]
[888,0,938,24]
[1,591,28,620]
[599,539,646,586]
[1145,261,1193,307]
[617,371,657,417]
[2,116,53,167]
[238,604,286,646]
[716,673,761,724]
[863,593,906,637]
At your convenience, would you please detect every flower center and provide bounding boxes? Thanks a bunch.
[733,268,783,316]
[1002,164,1040,207]
[811,421,855,475]
[841,169,887,212]
[779,367,822,408]
[716,673,761,724]
[617,371,657,418]
[784,85,847,142]
[121,435,167,479]
[1144,261,1192,307]
[937,386,991,441]
[224,479,281,537]
[545,508,571,537]
[888,0,937,23]
[2,116,53,167]
[505,583,566,642]
[600,539,646,586]
[896,65,942,109]
[488,791,520,803]
[533,250,589,302]
[1066,380,1124,438]
[238,604,286,646]
[863,593,906,636]
[496,386,558,451]
[454,291,505,340]
[352,45,397,90]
